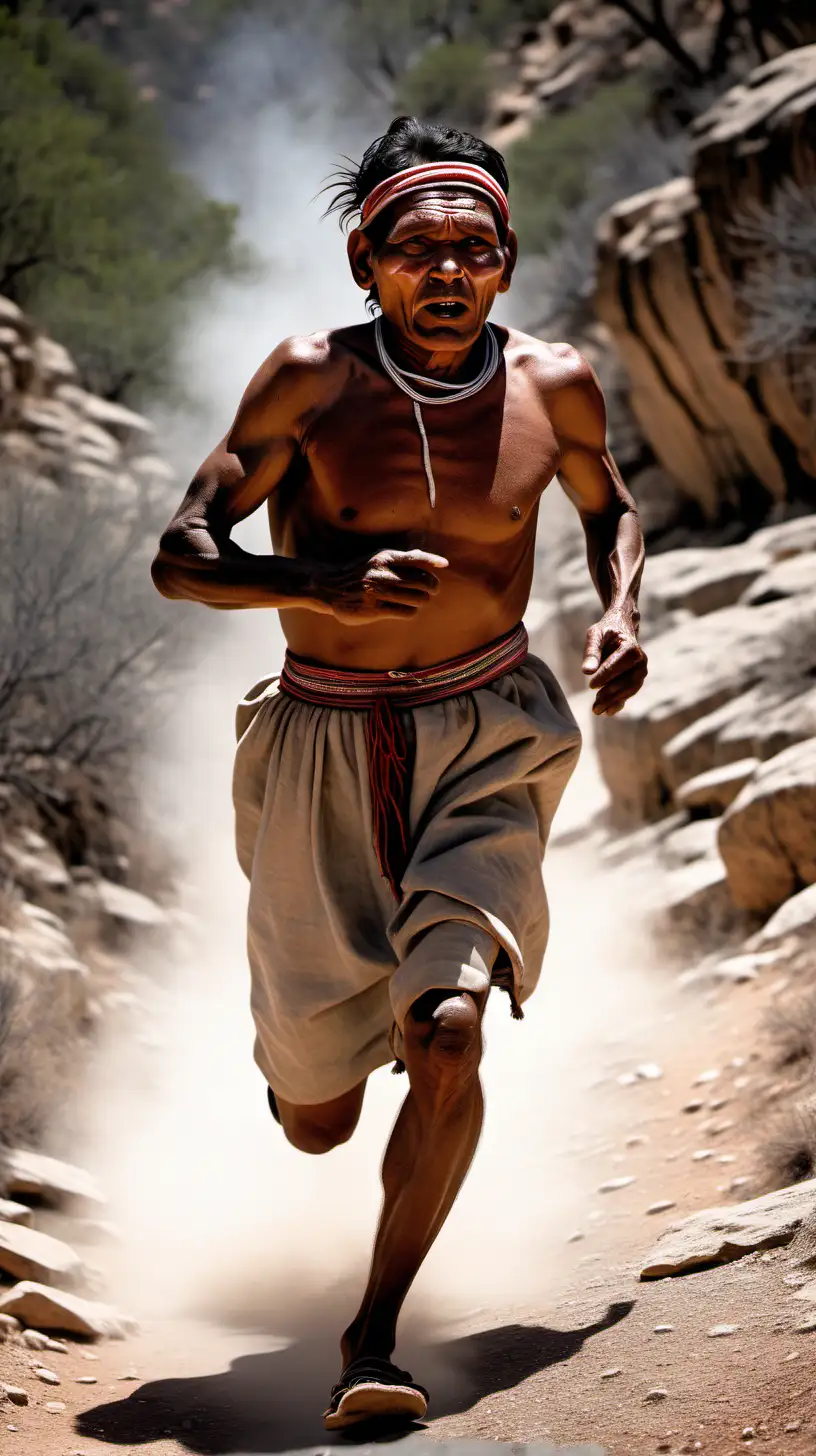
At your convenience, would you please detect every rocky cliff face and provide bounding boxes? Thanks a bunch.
[0,297,175,513]
[0,296,176,1154]
[596,45,816,526]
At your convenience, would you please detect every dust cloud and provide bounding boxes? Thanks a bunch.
[73,33,672,1354]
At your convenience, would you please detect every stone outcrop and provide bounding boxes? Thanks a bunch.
[0,1281,135,1340]
[641,1178,816,1278]
[5,1149,105,1214]
[0,294,175,515]
[595,592,816,821]
[718,737,816,912]
[596,47,816,524]
[0,1222,87,1290]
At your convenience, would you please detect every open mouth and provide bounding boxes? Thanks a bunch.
[421,300,468,321]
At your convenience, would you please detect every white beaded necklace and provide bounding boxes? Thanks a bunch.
[374,315,501,508]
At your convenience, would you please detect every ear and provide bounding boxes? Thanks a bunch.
[347,227,376,293]
[497,228,518,294]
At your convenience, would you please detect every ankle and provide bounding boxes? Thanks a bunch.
[341,1316,396,1369]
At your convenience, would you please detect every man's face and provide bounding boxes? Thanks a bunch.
[349,189,517,353]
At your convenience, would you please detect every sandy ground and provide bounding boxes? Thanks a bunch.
[4,695,815,1456]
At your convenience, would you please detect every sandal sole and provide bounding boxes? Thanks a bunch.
[323,1381,427,1429]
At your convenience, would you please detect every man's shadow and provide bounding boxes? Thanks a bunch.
[75,1300,633,1454]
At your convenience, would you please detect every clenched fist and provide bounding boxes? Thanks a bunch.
[582,607,648,716]
[311,549,449,626]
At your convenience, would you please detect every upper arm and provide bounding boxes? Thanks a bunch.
[159,333,328,554]
[544,347,634,519]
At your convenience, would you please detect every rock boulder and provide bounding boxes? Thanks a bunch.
[641,1178,816,1278]
[718,738,816,913]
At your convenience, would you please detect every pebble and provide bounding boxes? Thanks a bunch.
[1,1388,29,1407]
[795,1314,816,1332]
[81,1352,99,1361]
[682,1099,705,1113]
[741,1428,755,1441]
[44,1337,68,1354]
[709,1097,730,1111]
[0,1315,21,1337]
[600,1367,622,1379]
[644,1388,668,1402]
[76,1376,98,1384]
[692,1149,715,1161]
[680,1444,702,1453]
[646,1200,676,1215]
[707,1120,735,1136]
[7,1425,18,1433]
[694,1069,720,1085]
[707,1323,739,1337]
[785,1419,802,1431]
[635,1063,663,1080]
[730,1176,752,1192]
[626,1134,648,1147]
[35,1368,60,1385]
[566,1231,585,1243]
[784,1351,801,1361]
[653,1324,675,1333]
[119,1369,139,1381]
[45,1401,66,1413]
[22,1330,49,1350]
[717,1154,736,1164]
[733,1075,751,1090]
[598,1176,636,1193]
[617,1072,638,1086]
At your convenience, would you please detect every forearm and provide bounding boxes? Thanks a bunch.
[583,503,644,624]
[151,545,319,612]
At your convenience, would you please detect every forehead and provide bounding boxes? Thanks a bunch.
[383,190,500,238]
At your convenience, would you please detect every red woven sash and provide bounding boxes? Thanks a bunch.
[279,625,528,899]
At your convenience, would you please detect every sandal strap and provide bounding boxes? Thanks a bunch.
[329,1356,427,1406]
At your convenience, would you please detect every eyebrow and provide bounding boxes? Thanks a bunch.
[387,211,498,242]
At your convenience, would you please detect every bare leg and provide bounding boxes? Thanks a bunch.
[340,986,486,1366]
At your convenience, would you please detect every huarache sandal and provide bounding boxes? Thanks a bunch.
[322,1355,428,1430]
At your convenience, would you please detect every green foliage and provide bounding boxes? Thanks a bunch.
[396,39,493,129]
[0,7,250,401]
[341,0,555,101]
[507,80,650,253]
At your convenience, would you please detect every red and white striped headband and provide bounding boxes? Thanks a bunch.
[360,162,510,232]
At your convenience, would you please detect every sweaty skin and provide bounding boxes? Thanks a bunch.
[153,190,647,715]
[152,185,647,1401]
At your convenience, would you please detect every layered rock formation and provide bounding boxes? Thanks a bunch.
[596,45,816,524]
[0,295,174,514]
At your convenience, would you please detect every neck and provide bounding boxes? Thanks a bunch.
[379,317,487,382]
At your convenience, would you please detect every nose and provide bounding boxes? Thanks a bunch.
[429,250,463,281]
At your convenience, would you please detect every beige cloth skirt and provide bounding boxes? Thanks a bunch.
[233,653,581,1106]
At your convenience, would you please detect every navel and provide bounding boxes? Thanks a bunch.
[340,506,358,522]
[510,505,522,520]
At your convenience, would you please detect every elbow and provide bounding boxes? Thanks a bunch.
[151,534,191,600]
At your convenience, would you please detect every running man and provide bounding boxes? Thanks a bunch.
[152,115,647,1429]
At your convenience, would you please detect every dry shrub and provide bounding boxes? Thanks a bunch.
[757,1096,816,1190]
[0,948,79,1159]
[764,990,816,1072]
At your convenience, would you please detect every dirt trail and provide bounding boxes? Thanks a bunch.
[5,691,815,1456]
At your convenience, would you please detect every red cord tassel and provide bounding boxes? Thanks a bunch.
[365,698,412,900]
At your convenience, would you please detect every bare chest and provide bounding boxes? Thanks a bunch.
[294,360,560,542]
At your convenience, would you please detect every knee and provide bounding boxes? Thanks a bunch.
[284,1114,356,1155]
[404,990,483,1083]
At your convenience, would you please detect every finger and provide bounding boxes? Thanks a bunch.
[588,642,644,689]
[582,623,607,676]
[396,549,449,569]
[384,564,442,591]
[369,581,432,605]
[373,600,418,617]
[592,665,648,715]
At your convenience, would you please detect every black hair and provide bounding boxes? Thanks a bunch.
[324,115,510,249]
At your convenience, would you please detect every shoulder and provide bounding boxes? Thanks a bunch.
[228,331,342,446]
[505,330,605,446]
[504,329,595,388]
